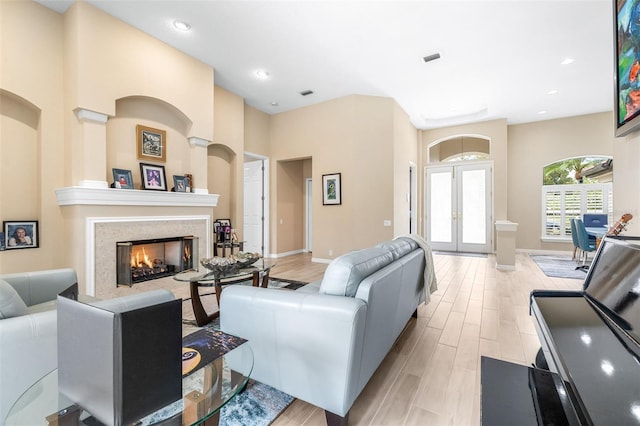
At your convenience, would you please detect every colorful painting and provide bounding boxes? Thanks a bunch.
[616,0,640,135]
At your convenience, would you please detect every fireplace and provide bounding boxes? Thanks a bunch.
[116,236,198,286]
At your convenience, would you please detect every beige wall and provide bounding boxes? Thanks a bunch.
[1,1,66,271]
[270,95,402,259]
[244,105,271,157]
[508,112,614,250]
[393,102,419,236]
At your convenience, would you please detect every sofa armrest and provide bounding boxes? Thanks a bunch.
[1,269,78,306]
[220,286,367,417]
[0,310,58,423]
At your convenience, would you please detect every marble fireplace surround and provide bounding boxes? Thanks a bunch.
[56,187,218,299]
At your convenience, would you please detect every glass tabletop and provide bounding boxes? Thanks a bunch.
[174,258,277,283]
[5,342,253,426]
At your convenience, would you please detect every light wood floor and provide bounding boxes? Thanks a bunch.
[268,251,582,426]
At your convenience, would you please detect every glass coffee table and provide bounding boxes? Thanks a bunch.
[174,259,277,327]
[5,342,253,426]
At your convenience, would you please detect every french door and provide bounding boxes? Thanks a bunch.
[425,162,492,253]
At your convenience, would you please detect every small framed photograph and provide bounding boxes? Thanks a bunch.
[322,173,342,205]
[173,175,188,192]
[184,174,193,192]
[112,168,133,189]
[136,124,166,163]
[140,163,167,191]
[4,221,39,249]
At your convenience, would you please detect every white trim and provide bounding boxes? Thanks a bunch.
[56,186,219,207]
[188,137,210,147]
[85,215,211,296]
[74,108,109,124]
[270,249,305,258]
[311,257,332,264]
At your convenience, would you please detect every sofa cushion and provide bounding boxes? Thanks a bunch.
[0,279,28,319]
[319,247,394,297]
[376,238,417,260]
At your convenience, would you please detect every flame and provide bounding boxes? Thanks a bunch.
[183,244,191,263]
[131,246,154,268]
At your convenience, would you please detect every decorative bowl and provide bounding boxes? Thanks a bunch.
[234,252,261,267]
[200,257,239,276]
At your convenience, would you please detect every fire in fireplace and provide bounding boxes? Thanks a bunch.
[116,236,198,286]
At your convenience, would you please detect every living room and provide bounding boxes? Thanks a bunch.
[2,0,640,425]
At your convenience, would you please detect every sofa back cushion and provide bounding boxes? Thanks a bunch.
[0,279,28,319]
[376,238,417,260]
[319,247,394,297]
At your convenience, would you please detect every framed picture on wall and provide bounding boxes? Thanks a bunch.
[112,168,133,189]
[136,124,167,162]
[140,163,167,191]
[322,173,342,205]
[3,220,39,249]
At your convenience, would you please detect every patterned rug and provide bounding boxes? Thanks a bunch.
[530,254,588,280]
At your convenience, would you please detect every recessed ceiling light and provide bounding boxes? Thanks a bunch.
[547,90,558,95]
[538,110,548,115]
[271,101,279,107]
[255,70,270,79]
[173,20,191,31]
[561,57,574,65]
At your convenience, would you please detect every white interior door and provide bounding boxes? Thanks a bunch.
[306,178,313,252]
[243,159,264,255]
[425,162,492,253]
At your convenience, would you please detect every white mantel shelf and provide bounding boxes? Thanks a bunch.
[55,187,219,207]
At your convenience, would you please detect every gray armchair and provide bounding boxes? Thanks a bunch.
[0,268,175,424]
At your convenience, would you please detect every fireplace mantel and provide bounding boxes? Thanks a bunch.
[55,187,219,207]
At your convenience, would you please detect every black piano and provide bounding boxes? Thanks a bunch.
[481,236,640,425]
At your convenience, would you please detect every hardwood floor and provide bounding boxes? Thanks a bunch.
[268,251,583,426]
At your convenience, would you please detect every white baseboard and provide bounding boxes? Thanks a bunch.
[269,249,305,258]
[311,257,332,264]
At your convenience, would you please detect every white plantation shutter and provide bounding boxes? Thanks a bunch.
[541,183,612,240]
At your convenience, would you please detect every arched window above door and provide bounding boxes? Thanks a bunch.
[429,136,490,163]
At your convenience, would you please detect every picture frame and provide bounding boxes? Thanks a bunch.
[136,124,167,162]
[322,173,342,205]
[140,163,167,191]
[4,220,39,249]
[172,175,188,192]
[614,0,640,136]
[112,168,134,189]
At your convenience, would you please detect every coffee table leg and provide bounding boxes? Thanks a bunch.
[261,270,270,288]
[190,280,219,327]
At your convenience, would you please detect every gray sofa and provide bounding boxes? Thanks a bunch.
[220,236,437,425]
[0,268,175,424]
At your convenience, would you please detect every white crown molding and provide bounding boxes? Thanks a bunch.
[74,108,109,124]
[56,186,219,207]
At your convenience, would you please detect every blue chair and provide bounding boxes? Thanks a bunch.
[574,218,597,269]
[569,218,581,261]
[583,213,608,228]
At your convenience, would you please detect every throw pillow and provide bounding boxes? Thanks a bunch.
[0,279,28,319]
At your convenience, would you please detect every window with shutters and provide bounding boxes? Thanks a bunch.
[541,183,612,241]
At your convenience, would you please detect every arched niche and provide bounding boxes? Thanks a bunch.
[428,134,490,163]
[0,89,41,218]
[107,96,194,188]
[207,143,237,220]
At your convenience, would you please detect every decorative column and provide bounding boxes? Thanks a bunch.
[495,220,519,270]
[188,136,210,194]
[74,108,109,188]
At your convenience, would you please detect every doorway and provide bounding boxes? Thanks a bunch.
[243,154,270,256]
[306,178,313,252]
[425,161,492,253]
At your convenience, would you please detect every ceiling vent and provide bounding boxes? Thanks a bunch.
[423,53,441,63]
[581,159,613,178]
[299,90,314,96]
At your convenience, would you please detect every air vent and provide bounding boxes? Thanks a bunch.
[299,90,314,96]
[423,53,441,63]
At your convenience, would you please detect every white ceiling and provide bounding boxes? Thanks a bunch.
[37,0,615,130]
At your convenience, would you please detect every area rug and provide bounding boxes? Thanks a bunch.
[530,254,588,279]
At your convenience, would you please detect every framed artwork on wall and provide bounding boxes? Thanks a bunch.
[322,173,342,205]
[140,163,167,191]
[136,124,167,162]
[112,168,134,189]
[614,0,640,136]
[3,220,39,249]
